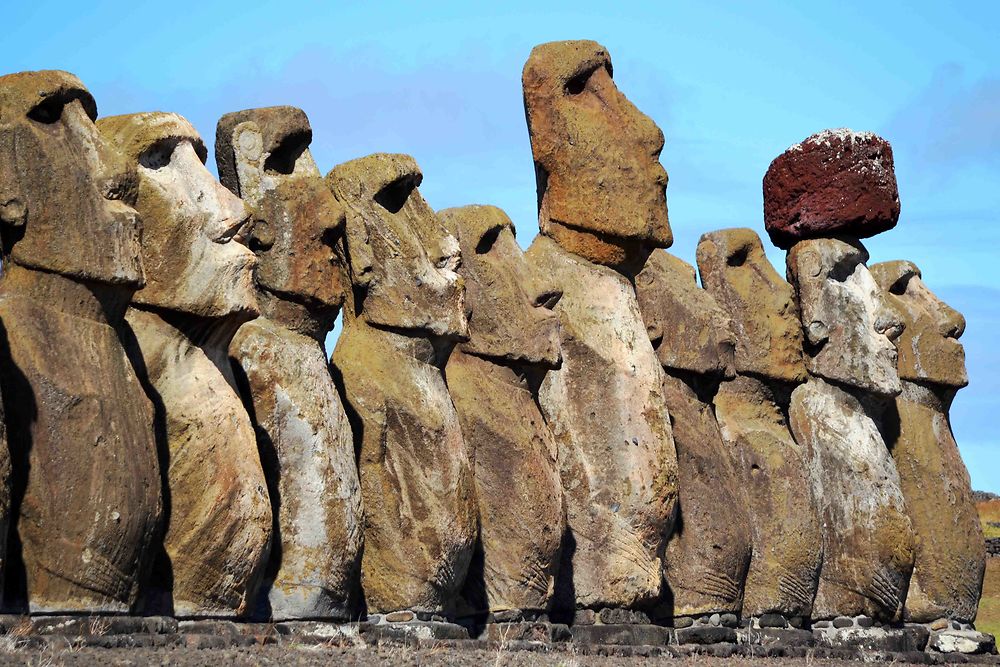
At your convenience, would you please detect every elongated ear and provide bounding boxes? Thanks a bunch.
[787,244,829,348]
[230,121,265,206]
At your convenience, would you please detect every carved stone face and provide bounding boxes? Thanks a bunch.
[635,249,735,377]
[522,40,671,266]
[98,112,257,320]
[786,237,903,396]
[326,153,466,339]
[0,71,144,287]
[216,106,355,311]
[439,205,560,367]
[696,228,806,383]
[871,260,967,388]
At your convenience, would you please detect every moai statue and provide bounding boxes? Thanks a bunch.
[98,112,271,617]
[0,71,160,613]
[216,106,364,621]
[768,129,915,623]
[521,40,678,615]
[327,154,476,616]
[696,228,822,626]
[438,204,565,620]
[871,261,986,628]
[634,250,751,626]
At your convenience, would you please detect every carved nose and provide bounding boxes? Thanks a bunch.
[939,306,966,339]
[875,311,904,342]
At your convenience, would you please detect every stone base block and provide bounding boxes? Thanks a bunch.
[570,623,673,646]
[675,625,737,644]
[737,626,815,648]
[813,624,930,652]
[928,629,997,655]
[481,622,571,643]
[362,620,469,642]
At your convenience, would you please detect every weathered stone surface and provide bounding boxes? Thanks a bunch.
[872,261,984,624]
[524,236,678,610]
[763,129,900,249]
[570,623,674,647]
[813,624,930,653]
[675,625,737,645]
[713,376,821,618]
[787,237,904,397]
[636,250,735,376]
[217,106,364,621]
[99,112,271,617]
[789,377,914,621]
[0,71,160,612]
[634,251,750,618]
[522,40,670,271]
[328,154,475,614]
[441,203,564,616]
[696,228,806,383]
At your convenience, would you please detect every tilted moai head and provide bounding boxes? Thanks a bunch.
[98,112,257,320]
[439,205,561,367]
[763,129,900,250]
[635,249,735,378]
[216,106,354,312]
[787,238,904,396]
[326,153,466,339]
[872,261,968,388]
[696,228,806,383]
[522,40,671,269]
[0,71,143,287]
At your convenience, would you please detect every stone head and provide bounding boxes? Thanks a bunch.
[216,106,356,312]
[326,153,466,339]
[0,70,143,287]
[98,112,257,321]
[635,249,735,378]
[786,237,904,396]
[871,260,967,388]
[696,228,806,383]
[439,205,561,367]
[522,40,671,269]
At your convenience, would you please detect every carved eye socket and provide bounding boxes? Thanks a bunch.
[27,97,65,124]
[475,226,502,254]
[889,275,912,295]
[565,63,611,95]
[374,176,416,214]
[263,132,309,175]
[727,246,748,267]
[139,139,177,170]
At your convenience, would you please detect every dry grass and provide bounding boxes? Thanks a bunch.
[978,499,1000,539]
[979,558,1000,638]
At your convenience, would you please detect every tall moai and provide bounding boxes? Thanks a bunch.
[0,71,161,613]
[696,228,822,625]
[99,112,272,618]
[216,107,365,621]
[871,261,986,626]
[327,154,476,616]
[439,205,565,620]
[767,129,915,622]
[634,250,752,624]
[521,40,679,614]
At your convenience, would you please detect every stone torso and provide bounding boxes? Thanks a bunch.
[126,308,271,618]
[660,372,751,619]
[0,290,160,613]
[889,381,985,623]
[525,236,678,610]
[713,375,822,619]
[445,347,563,614]
[789,376,914,621]
[332,318,476,614]
[231,317,363,621]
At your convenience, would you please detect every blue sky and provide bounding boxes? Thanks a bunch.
[7,1,998,490]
